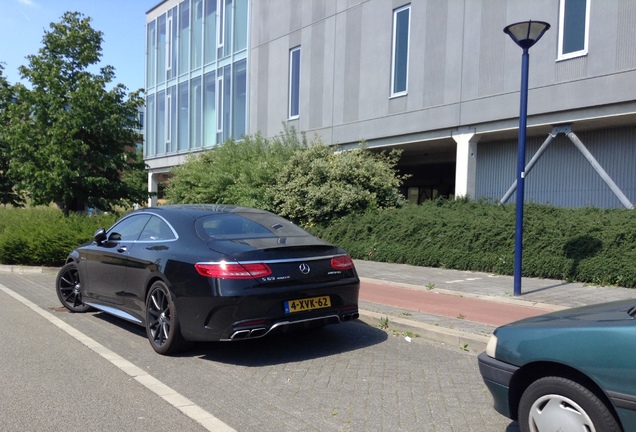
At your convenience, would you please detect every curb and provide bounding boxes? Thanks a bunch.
[358,309,490,354]
[0,265,59,274]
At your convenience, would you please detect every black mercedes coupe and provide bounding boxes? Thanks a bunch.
[56,205,360,355]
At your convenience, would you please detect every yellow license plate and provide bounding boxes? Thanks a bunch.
[284,296,331,314]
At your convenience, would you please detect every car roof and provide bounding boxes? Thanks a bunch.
[139,204,272,219]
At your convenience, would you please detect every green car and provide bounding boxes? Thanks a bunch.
[478,299,636,432]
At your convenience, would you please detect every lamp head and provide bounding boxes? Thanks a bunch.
[504,20,550,50]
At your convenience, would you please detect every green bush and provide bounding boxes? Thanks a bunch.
[0,207,117,267]
[271,145,406,226]
[165,128,307,210]
[165,130,408,227]
[309,199,636,288]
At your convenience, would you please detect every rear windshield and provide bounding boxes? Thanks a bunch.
[195,212,310,240]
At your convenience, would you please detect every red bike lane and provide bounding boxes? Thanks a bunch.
[359,279,552,327]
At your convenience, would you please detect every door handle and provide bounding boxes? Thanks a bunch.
[117,246,127,253]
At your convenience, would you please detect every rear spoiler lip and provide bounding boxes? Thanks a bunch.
[197,254,350,266]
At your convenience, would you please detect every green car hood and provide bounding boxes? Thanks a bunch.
[494,299,636,394]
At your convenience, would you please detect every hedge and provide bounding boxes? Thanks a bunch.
[308,199,636,288]
[0,207,117,267]
[1,202,634,288]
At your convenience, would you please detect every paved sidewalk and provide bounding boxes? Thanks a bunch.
[353,260,636,352]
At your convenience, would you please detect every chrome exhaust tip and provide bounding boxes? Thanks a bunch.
[229,327,269,340]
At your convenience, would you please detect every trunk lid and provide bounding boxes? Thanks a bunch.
[207,237,356,286]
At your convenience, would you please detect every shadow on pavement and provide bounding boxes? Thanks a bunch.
[90,311,147,336]
[88,312,387,364]
[193,320,388,366]
[520,282,571,295]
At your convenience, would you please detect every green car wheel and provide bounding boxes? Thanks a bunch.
[519,376,621,432]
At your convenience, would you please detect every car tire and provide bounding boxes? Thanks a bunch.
[145,281,190,355]
[518,376,621,432]
[56,262,92,312]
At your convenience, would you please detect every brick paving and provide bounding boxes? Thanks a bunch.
[2,262,634,431]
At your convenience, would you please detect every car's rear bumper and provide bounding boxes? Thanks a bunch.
[176,281,360,341]
[477,352,519,419]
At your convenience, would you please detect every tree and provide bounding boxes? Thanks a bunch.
[7,12,147,214]
[271,145,407,226]
[165,127,307,209]
[0,64,23,207]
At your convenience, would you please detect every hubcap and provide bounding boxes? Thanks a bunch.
[528,394,595,432]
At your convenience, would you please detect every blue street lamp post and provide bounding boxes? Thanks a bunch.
[503,21,550,296]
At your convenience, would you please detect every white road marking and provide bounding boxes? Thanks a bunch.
[445,278,482,284]
[0,283,236,432]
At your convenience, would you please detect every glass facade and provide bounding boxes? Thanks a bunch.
[145,0,248,159]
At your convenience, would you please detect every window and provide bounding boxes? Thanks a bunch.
[391,4,410,96]
[216,75,224,133]
[178,1,190,75]
[288,47,301,119]
[233,59,246,138]
[167,7,178,80]
[192,0,203,69]
[203,71,217,146]
[218,0,233,58]
[190,77,202,148]
[217,0,225,50]
[217,65,232,142]
[558,0,590,60]
[146,21,156,87]
[145,94,155,157]
[156,90,166,154]
[167,86,177,152]
[138,216,176,241]
[178,82,189,151]
[157,15,167,84]
[107,215,152,242]
[234,0,248,51]
[204,0,217,64]
[195,213,308,240]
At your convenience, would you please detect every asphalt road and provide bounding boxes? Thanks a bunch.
[0,271,517,432]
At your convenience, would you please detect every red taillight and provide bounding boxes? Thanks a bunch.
[331,255,354,270]
[195,262,272,279]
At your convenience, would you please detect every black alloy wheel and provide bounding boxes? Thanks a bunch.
[56,262,91,312]
[145,281,189,355]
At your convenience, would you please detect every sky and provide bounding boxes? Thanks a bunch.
[0,0,160,91]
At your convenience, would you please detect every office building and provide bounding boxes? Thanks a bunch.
[146,0,636,208]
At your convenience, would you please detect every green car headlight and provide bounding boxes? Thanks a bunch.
[486,334,498,357]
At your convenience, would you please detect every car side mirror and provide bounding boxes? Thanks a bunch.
[108,232,122,242]
[93,228,107,244]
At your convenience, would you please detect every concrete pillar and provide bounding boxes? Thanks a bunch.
[453,131,479,199]
[148,171,158,207]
